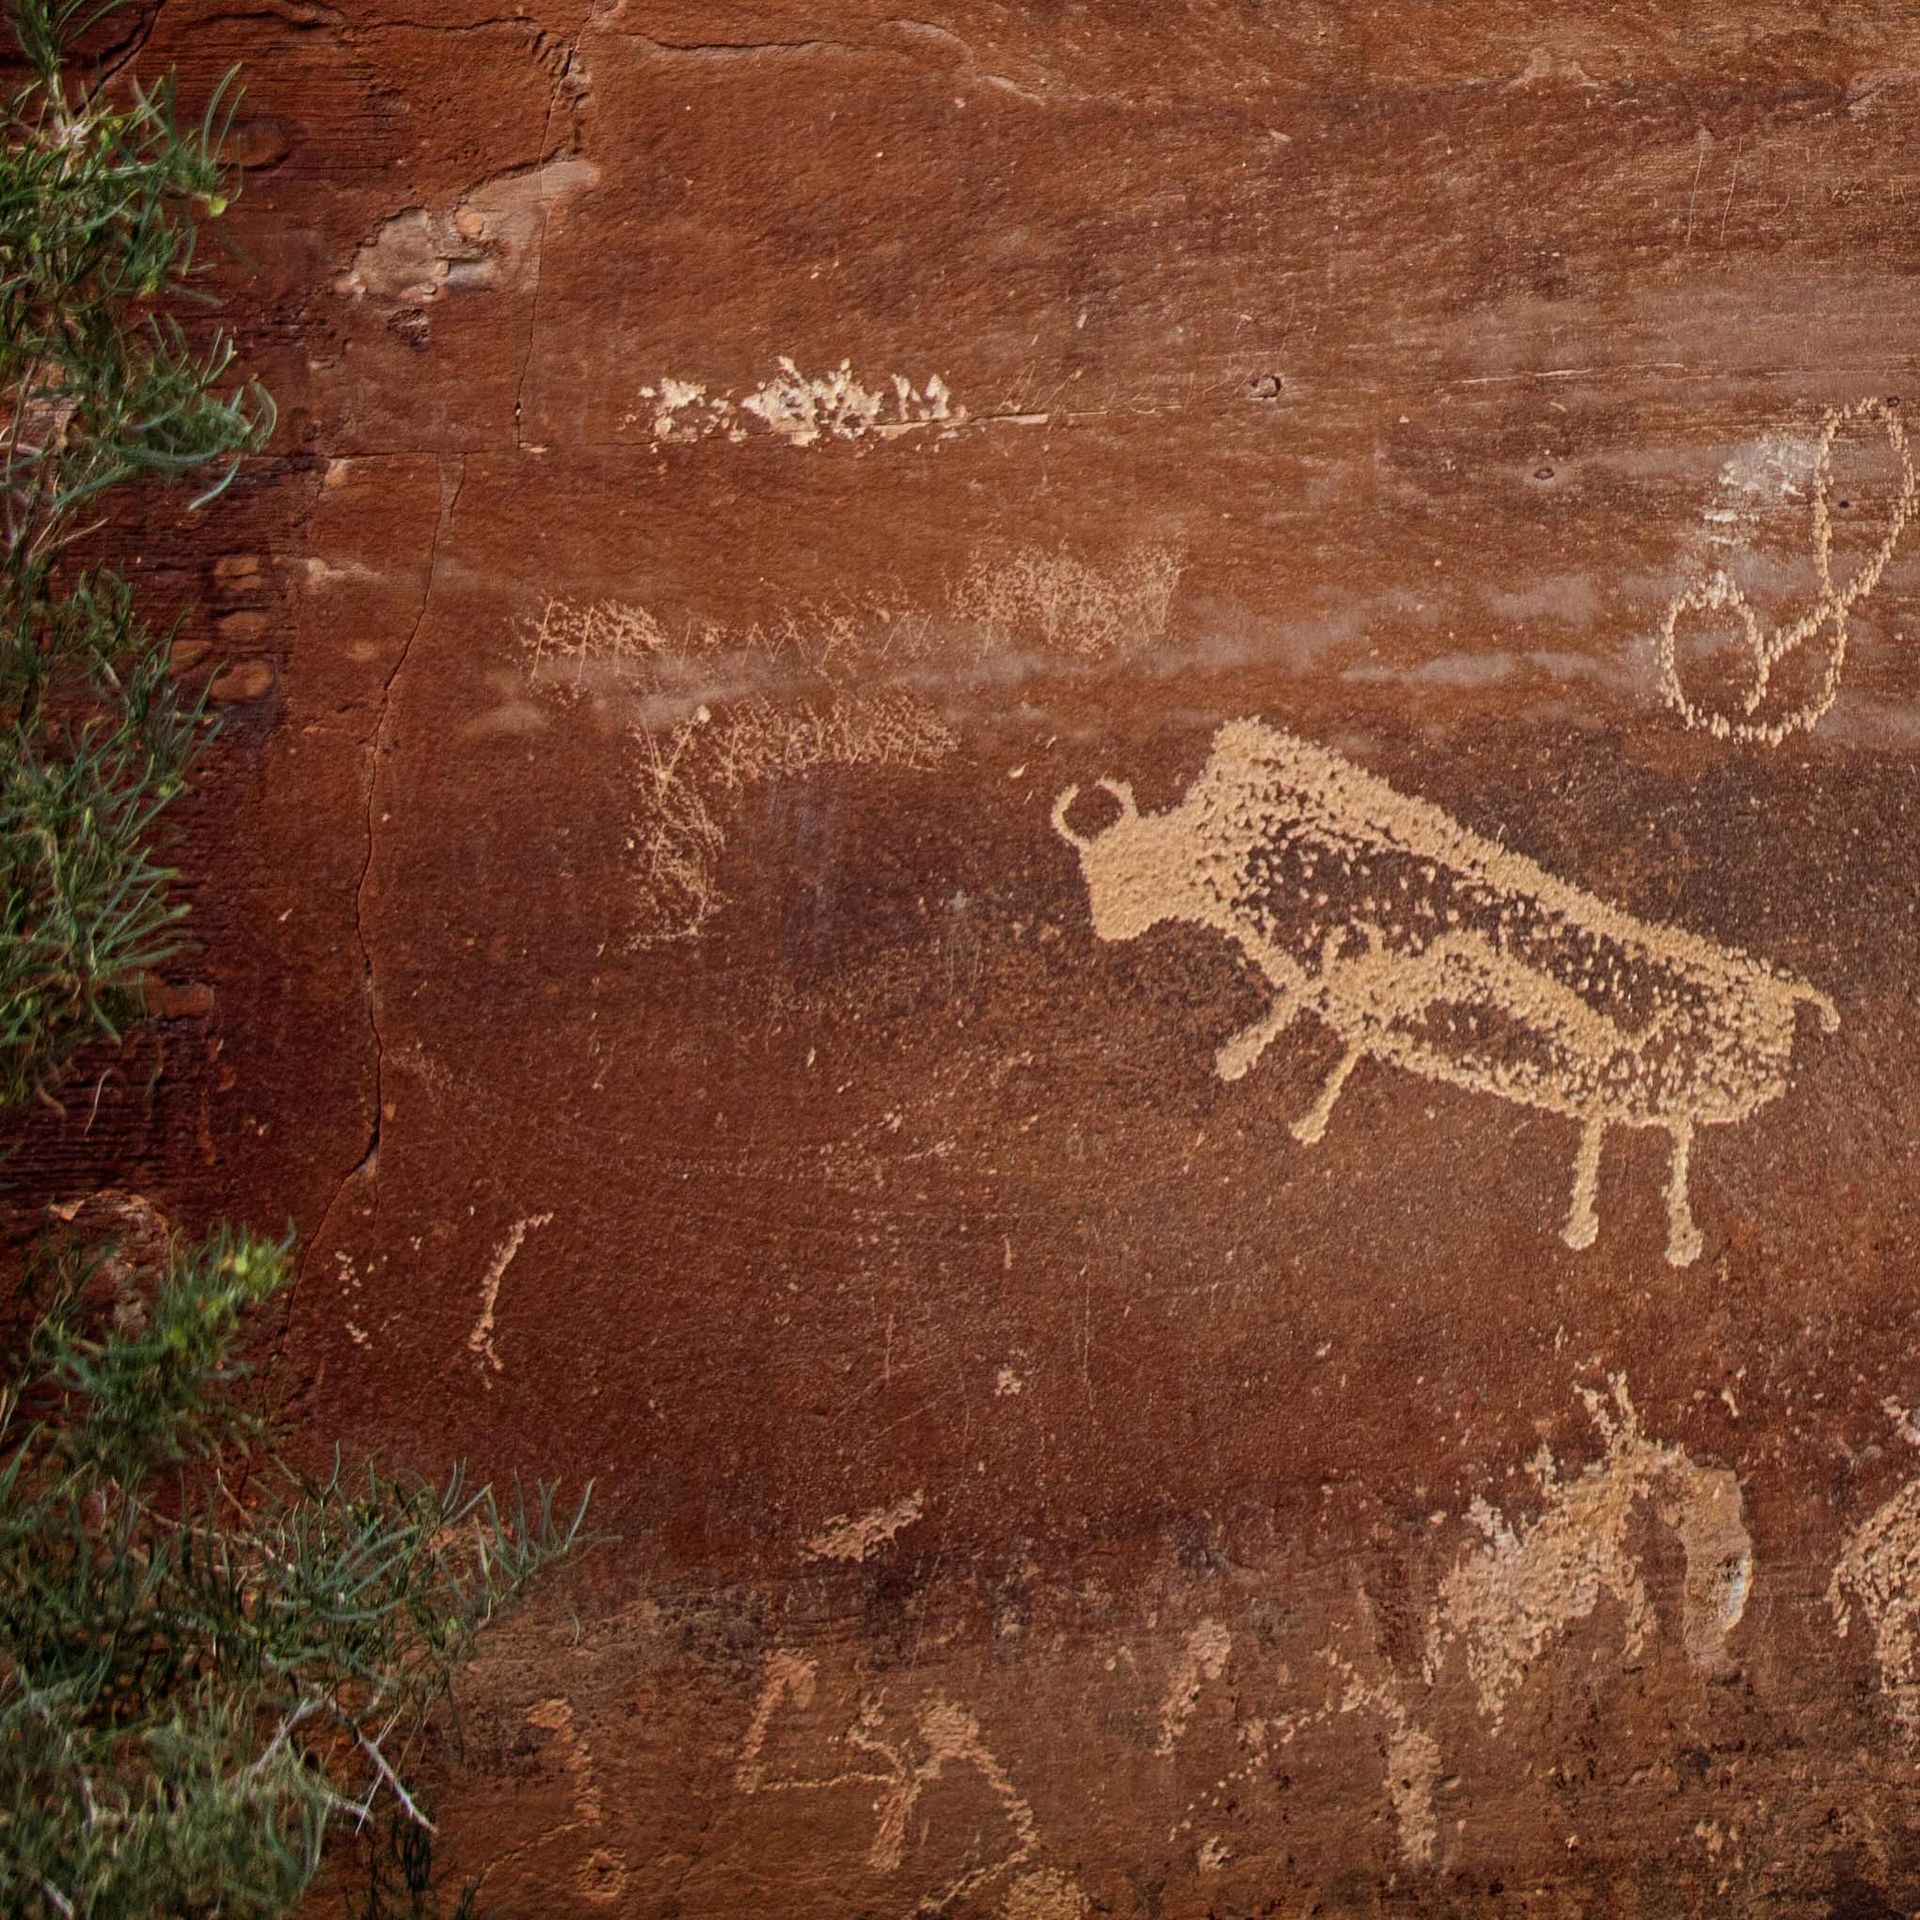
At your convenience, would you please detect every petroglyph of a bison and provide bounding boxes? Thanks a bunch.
[1052,719,1837,1265]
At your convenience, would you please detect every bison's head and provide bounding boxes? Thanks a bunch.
[1051,778,1176,942]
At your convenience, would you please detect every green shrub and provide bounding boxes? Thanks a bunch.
[0,14,593,1914]
[0,0,271,1106]
[0,1222,590,1917]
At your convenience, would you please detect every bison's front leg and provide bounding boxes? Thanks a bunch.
[1664,1120,1705,1267]
[1563,1117,1605,1251]
[1216,941,1314,1083]
[1216,991,1301,1082]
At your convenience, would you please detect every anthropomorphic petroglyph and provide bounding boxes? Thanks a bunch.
[734,1651,1089,1917]
[1053,718,1837,1264]
[1659,397,1915,744]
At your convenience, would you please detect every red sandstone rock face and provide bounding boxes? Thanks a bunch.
[18,2,1920,1912]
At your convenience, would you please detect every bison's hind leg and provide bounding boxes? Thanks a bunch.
[1664,1120,1705,1268]
[1563,1117,1604,1251]
[1291,1042,1363,1146]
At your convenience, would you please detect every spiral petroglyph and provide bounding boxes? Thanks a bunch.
[1658,397,1916,744]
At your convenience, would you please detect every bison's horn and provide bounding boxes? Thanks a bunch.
[1054,778,1137,849]
[1051,784,1091,849]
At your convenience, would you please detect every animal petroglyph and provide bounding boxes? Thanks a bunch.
[1425,1377,1752,1726]
[1053,718,1838,1264]
[1658,397,1915,744]
[805,1491,926,1563]
[1828,1403,1920,1742]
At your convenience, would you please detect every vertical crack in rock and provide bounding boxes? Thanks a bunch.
[514,6,601,446]
[296,457,466,1316]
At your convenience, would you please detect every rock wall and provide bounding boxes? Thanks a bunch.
[17,3,1920,1912]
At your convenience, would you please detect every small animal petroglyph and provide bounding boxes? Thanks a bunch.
[1053,719,1837,1264]
[1426,1376,1752,1725]
[1659,397,1915,744]
[804,1491,926,1563]
[1828,1401,1920,1743]
[637,359,962,447]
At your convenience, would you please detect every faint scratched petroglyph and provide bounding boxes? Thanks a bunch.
[1166,1711,1275,1859]
[859,1697,1041,1909]
[637,360,962,446]
[950,543,1182,662]
[625,692,955,942]
[521,1697,629,1905]
[1424,1377,1751,1727]
[467,1212,553,1382]
[805,1491,926,1563]
[1322,1651,1443,1866]
[1659,398,1915,744]
[521,542,1179,943]
[1828,1399,1920,1742]
[734,1649,820,1794]
[1053,718,1838,1265]
[734,1650,1090,1917]
[998,1867,1089,1919]
[1154,1618,1232,1753]
[1155,1380,1746,1871]
[1167,1638,1440,1868]
[522,596,956,943]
